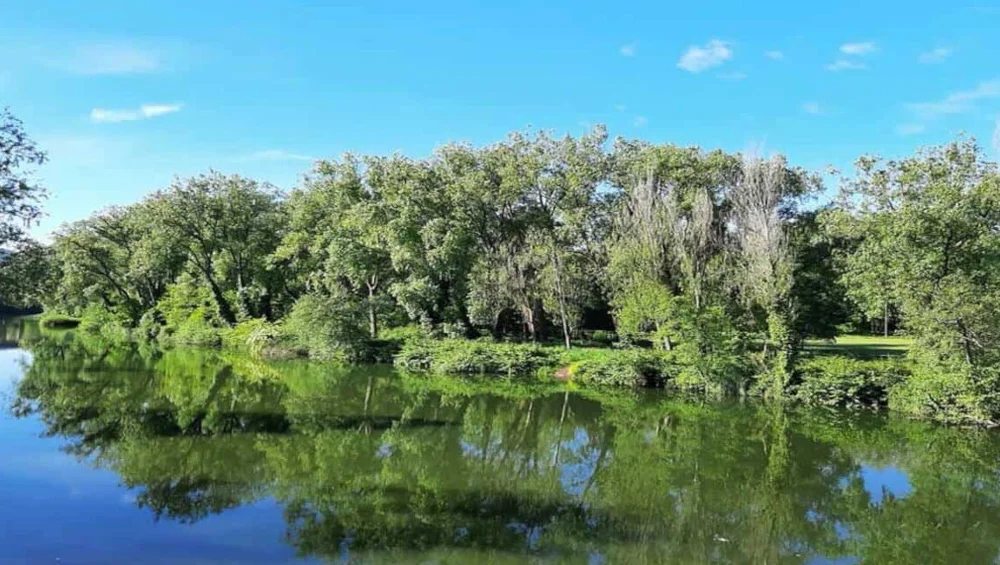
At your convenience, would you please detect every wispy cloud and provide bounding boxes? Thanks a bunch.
[802,102,822,115]
[993,119,1000,154]
[53,41,163,75]
[677,40,732,73]
[614,104,627,112]
[633,116,648,127]
[240,149,314,162]
[718,71,747,81]
[905,79,1000,119]
[918,47,953,64]
[840,41,877,56]
[764,50,784,60]
[896,123,926,135]
[90,103,182,123]
[619,42,637,57]
[825,59,868,72]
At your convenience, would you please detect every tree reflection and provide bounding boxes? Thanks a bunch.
[13,333,1000,563]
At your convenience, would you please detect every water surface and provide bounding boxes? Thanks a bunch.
[2,319,999,564]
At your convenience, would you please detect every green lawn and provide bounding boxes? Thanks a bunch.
[804,334,912,359]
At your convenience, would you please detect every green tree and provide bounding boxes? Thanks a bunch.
[0,108,46,247]
[838,139,1000,423]
[150,172,285,325]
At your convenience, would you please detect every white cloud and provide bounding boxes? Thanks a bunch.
[56,41,162,75]
[993,120,1000,154]
[764,50,784,60]
[241,149,314,162]
[802,102,822,115]
[840,41,877,56]
[90,103,182,123]
[718,71,747,81]
[825,59,868,72]
[619,42,637,57]
[918,47,953,64]
[905,79,1000,119]
[633,116,648,127]
[896,123,926,135]
[677,40,732,73]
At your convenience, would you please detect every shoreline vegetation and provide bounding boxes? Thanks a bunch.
[4,115,1000,425]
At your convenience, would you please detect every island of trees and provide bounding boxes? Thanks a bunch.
[3,107,1000,425]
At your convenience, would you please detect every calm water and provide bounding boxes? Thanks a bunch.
[2,320,1000,564]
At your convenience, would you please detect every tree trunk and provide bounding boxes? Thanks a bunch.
[207,277,237,325]
[884,301,889,338]
[366,278,379,339]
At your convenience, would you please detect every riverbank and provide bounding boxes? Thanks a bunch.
[30,315,987,424]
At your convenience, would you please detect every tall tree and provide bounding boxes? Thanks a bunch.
[0,108,46,248]
[150,173,284,325]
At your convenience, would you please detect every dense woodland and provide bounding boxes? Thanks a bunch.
[4,107,1000,423]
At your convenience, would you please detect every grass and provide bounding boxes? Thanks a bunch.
[803,334,912,359]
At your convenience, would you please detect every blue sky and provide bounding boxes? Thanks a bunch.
[2,0,999,238]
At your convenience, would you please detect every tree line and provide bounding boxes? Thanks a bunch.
[4,106,1000,420]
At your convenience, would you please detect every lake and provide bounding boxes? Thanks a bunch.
[2,318,999,564]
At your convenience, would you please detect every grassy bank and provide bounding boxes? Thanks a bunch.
[803,335,912,359]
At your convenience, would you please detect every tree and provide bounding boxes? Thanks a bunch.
[728,154,812,396]
[150,173,284,325]
[838,139,1000,423]
[0,108,46,247]
[279,156,395,338]
[0,240,55,310]
[51,204,185,323]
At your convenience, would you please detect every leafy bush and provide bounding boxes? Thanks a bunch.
[887,365,1000,425]
[588,330,617,346]
[794,356,909,407]
[283,293,371,362]
[157,279,225,347]
[571,350,674,388]
[220,318,299,357]
[395,339,557,377]
[77,304,131,342]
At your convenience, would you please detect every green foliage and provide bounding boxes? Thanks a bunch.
[570,349,674,388]
[28,124,1000,424]
[395,339,557,377]
[0,108,47,248]
[283,293,371,362]
[38,312,80,328]
[833,139,1000,422]
[156,278,225,347]
[220,318,294,357]
[794,356,910,407]
[888,365,1000,426]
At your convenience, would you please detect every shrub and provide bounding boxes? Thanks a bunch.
[794,356,909,407]
[571,350,674,388]
[77,304,131,342]
[887,365,1000,425]
[157,279,225,347]
[589,330,617,346]
[220,318,299,357]
[395,339,557,377]
[283,293,370,362]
